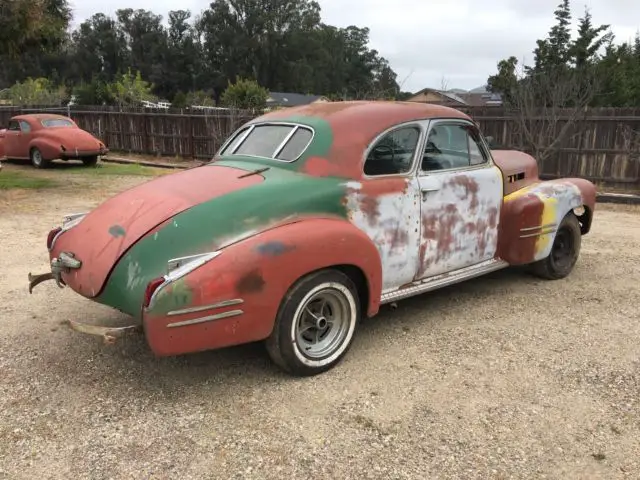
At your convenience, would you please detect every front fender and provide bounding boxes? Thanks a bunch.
[498,178,596,265]
[142,217,383,356]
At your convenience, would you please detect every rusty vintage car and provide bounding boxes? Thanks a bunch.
[28,101,596,376]
[0,113,108,168]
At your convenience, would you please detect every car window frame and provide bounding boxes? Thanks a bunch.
[7,120,20,132]
[418,118,494,176]
[217,121,315,163]
[362,121,426,180]
[19,120,31,133]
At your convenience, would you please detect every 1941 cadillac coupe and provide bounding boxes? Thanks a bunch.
[0,113,108,168]
[28,101,596,376]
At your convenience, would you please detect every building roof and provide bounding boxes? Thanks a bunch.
[266,92,327,107]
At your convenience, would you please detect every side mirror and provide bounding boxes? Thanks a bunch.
[485,135,495,148]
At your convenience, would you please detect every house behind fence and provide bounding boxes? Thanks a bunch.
[0,104,639,190]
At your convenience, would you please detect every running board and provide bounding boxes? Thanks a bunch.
[380,259,509,305]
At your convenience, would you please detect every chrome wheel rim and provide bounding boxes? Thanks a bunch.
[294,287,352,360]
[32,150,42,166]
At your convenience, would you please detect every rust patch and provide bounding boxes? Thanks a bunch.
[496,193,544,264]
[302,156,343,177]
[446,175,479,210]
[236,269,266,294]
[359,195,380,227]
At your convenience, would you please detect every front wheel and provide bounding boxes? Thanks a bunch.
[265,269,361,376]
[530,212,582,280]
[30,147,49,169]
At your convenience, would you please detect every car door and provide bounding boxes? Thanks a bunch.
[3,120,25,158]
[415,119,503,279]
[348,122,424,292]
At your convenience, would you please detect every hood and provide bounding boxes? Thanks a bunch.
[39,127,103,150]
[51,164,266,298]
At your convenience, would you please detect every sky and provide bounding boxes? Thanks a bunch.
[69,0,640,93]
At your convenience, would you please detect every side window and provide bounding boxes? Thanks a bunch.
[19,121,31,133]
[468,129,488,166]
[7,120,20,131]
[364,126,420,176]
[421,123,487,172]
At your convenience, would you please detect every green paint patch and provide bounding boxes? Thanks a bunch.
[63,162,168,177]
[98,165,349,316]
[108,224,126,237]
[0,171,57,190]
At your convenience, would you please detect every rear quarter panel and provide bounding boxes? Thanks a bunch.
[142,217,383,356]
[0,129,5,158]
[497,177,596,265]
[31,135,61,160]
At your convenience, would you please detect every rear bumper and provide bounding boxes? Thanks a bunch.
[60,147,109,160]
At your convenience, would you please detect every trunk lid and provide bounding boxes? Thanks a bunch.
[51,164,264,298]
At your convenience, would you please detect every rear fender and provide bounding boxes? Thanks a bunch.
[498,178,596,265]
[142,217,383,356]
[30,138,60,160]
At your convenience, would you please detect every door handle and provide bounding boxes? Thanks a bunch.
[420,186,439,192]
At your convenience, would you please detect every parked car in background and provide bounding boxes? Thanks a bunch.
[28,101,596,376]
[0,113,108,168]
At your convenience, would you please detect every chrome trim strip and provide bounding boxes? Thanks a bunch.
[167,309,243,328]
[520,229,556,239]
[380,259,509,304]
[146,250,222,310]
[520,223,557,232]
[49,212,89,251]
[167,299,244,316]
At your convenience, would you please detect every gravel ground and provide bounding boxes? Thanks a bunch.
[1,163,639,479]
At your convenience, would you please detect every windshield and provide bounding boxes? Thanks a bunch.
[220,123,313,161]
[41,118,74,128]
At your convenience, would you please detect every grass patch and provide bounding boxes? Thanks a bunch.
[0,170,57,190]
[62,162,170,177]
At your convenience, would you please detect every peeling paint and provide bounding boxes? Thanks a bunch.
[416,166,503,279]
[255,241,295,257]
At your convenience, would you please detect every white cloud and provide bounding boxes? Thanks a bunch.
[70,0,640,92]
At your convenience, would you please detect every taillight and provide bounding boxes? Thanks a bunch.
[47,227,62,250]
[143,277,166,308]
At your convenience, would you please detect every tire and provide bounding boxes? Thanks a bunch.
[265,269,361,376]
[82,156,99,167]
[30,147,49,169]
[530,212,582,280]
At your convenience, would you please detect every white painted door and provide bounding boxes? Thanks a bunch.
[416,120,503,279]
[346,122,423,291]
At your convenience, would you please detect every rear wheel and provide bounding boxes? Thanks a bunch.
[30,147,49,169]
[82,155,99,167]
[530,212,581,280]
[265,269,360,376]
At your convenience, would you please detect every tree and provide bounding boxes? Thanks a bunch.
[0,0,72,86]
[6,77,67,105]
[108,69,156,107]
[220,78,269,111]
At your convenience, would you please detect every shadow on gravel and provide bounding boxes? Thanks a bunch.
[28,265,539,396]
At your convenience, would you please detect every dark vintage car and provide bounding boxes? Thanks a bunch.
[0,113,108,168]
[28,101,596,376]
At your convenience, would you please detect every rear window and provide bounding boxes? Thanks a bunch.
[41,118,74,128]
[221,124,313,161]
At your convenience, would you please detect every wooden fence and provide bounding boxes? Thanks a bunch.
[1,104,639,189]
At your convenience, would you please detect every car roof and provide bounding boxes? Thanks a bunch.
[244,101,474,178]
[12,113,73,122]
[257,100,471,126]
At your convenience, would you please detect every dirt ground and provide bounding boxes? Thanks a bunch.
[1,162,639,479]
